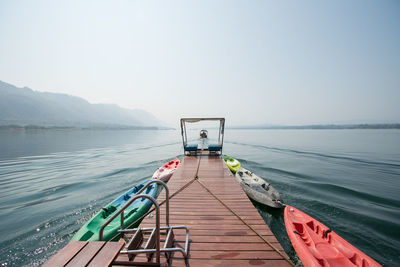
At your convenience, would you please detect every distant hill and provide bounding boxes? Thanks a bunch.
[0,80,166,128]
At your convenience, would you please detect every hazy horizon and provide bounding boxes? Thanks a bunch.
[1,1,399,127]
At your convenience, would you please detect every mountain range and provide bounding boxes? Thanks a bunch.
[0,80,165,128]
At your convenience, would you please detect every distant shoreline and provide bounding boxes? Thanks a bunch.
[228,123,400,130]
[1,124,399,131]
[0,125,174,131]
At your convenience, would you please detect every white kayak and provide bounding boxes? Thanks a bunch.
[152,158,180,182]
[235,167,284,208]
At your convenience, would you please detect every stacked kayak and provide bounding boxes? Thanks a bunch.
[284,205,382,267]
[223,155,284,208]
[236,167,284,208]
[152,158,180,182]
[71,159,181,242]
[223,155,241,174]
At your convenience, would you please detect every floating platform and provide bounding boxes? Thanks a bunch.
[45,155,293,266]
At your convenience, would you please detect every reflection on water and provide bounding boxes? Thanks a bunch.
[0,129,399,266]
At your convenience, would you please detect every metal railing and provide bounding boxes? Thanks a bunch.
[128,180,170,227]
[118,225,190,262]
[99,179,190,265]
[99,179,169,241]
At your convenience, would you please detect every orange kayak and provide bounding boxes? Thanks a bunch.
[152,158,180,182]
[284,205,381,267]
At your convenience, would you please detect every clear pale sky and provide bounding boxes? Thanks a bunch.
[1,0,399,127]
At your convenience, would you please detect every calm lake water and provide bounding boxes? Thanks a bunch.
[0,129,399,266]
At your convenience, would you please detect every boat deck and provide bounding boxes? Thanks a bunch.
[115,156,292,266]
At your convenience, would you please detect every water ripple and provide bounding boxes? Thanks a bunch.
[226,141,400,168]
[0,130,399,266]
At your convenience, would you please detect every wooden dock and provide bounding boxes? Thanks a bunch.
[46,155,293,266]
[115,156,292,266]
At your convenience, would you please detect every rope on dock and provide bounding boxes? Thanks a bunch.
[196,178,295,266]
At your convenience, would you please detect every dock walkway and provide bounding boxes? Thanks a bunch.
[115,156,292,266]
[45,155,293,266]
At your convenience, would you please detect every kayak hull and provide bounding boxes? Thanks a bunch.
[71,182,159,242]
[152,158,180,182]
[284,205,382,267]
[223,155,241,174]
[235,167,284,208]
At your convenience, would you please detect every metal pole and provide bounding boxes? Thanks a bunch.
[180,119,185,148]
[155,200,160,264]
[184,122,188,147]
[123,179,169,226]
[139,180,169,227]
[220,119,225,154]
[218,120,222,144]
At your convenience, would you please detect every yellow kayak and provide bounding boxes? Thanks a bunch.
[223,155,241,174]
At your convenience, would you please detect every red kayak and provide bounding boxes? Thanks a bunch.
[284,205,381,267]
[152,158,180,182]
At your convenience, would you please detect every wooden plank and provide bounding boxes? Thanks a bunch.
[173,240,285,252]
[168,200,252,204]
[65,242,105,267]
[181,259,291,267]
[154,215,263,220]
[139,223,268,230]
[176,234,276,243]
[153,213,256,218]
[43,241,87,267]
[187,242,278,251]
[163,219,265,225]
[180,229,273,236]
[143,218,265,225]
[149,259,290,267]
[173,235,271,243]
[189,250,285,260]
[87,241,124,267]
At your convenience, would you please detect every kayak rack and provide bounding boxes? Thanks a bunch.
[99,180,190,266]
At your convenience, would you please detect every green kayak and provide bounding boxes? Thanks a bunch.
[71,181,159,242]
[223,155,241,174]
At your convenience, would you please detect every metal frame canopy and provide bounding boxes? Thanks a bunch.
[180,118,225,153]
